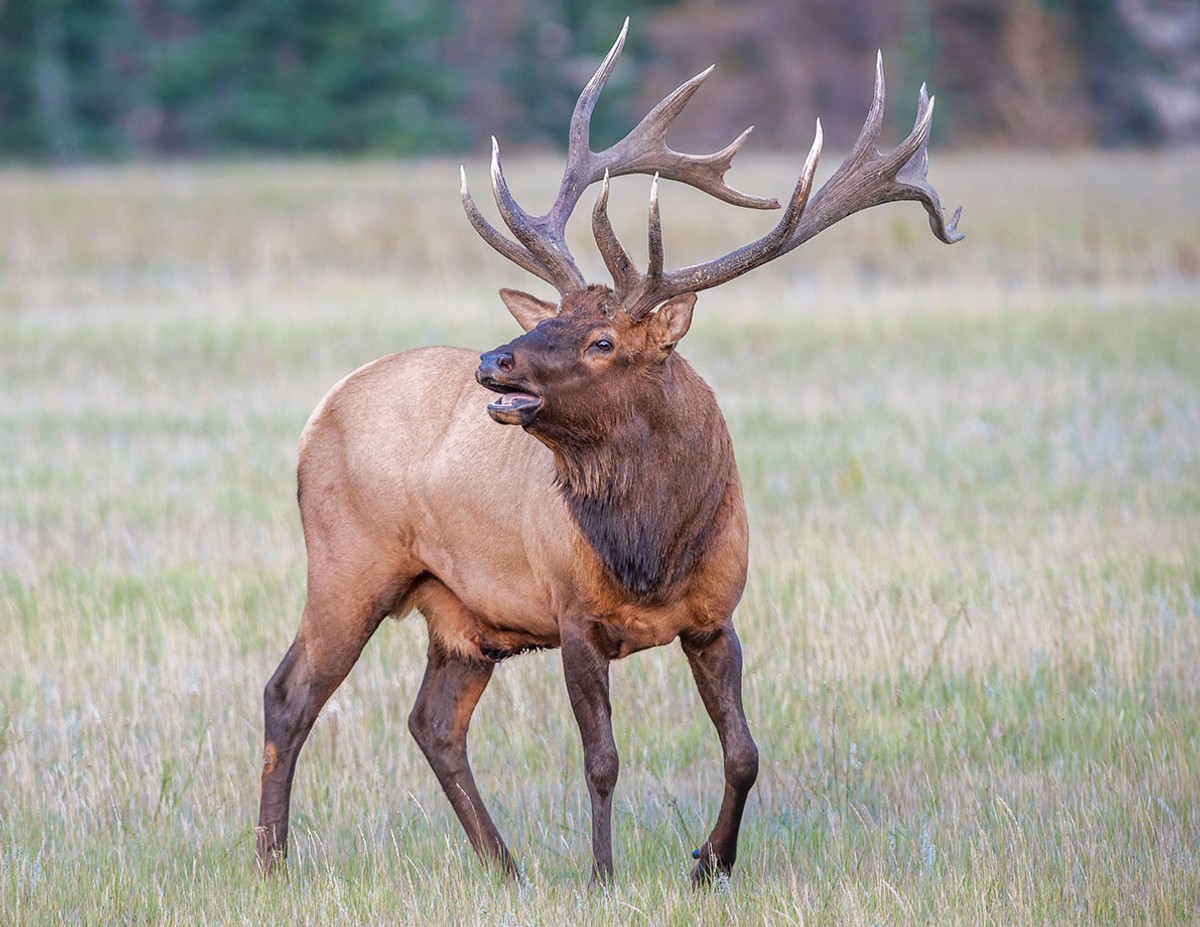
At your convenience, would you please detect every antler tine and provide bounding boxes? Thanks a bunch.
[895,85,964,243]
[595,172,667,311]
[564,17,630,176]
[591,171,640,297]
[461,165,560,288]
[844,51,888,169]
[490,137,586,292]
[646,175,664,282]
[596,72,777,211]
[789,59,965,248]
[526,19,633,289]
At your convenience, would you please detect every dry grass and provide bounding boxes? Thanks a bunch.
[1,149,1198,925]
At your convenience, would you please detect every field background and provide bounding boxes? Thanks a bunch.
[1,149,1198,924]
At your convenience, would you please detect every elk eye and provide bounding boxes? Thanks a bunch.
[592,338,614,353]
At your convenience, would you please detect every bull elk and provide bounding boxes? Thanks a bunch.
[255,19,962,885]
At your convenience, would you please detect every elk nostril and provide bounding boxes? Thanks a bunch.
[497,353,514,372]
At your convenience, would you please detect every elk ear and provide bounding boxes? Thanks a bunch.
[499,288,559,332]
[648,293,697,354]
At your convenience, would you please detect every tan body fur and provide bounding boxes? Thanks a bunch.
[298,345,748,666]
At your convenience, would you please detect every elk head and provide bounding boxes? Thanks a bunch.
[464,18,964,437]
[477,285,696,446]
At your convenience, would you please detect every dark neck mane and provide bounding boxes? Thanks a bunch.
[548,356,734,602]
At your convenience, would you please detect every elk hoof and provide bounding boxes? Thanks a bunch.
[688,844,731,888]
[255,848,285,878]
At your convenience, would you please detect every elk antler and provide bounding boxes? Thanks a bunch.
[595,51,965,318]
[464,23,963,313]
[461,17,776,295]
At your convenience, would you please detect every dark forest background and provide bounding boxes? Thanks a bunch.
[2,0,1197,162]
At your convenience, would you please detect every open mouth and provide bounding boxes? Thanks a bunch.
[484,386,543,426]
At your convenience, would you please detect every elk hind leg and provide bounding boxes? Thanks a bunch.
[256,567,406,874]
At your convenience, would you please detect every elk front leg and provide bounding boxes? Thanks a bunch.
[408,639,517,878]
[680,621,759,885]
[561,619,619,884]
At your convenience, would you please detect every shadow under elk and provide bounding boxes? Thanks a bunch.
[255,19,963,885]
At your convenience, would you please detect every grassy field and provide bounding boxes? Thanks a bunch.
[1,148,1198,925]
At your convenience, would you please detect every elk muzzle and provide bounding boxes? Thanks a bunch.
[477,349,543,427]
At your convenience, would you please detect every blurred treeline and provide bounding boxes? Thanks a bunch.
[1,0,1197,162]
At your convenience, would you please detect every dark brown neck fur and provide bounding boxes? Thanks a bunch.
[546,354,735,602]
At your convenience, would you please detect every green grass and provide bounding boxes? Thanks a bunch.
[1,151,1198,924]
